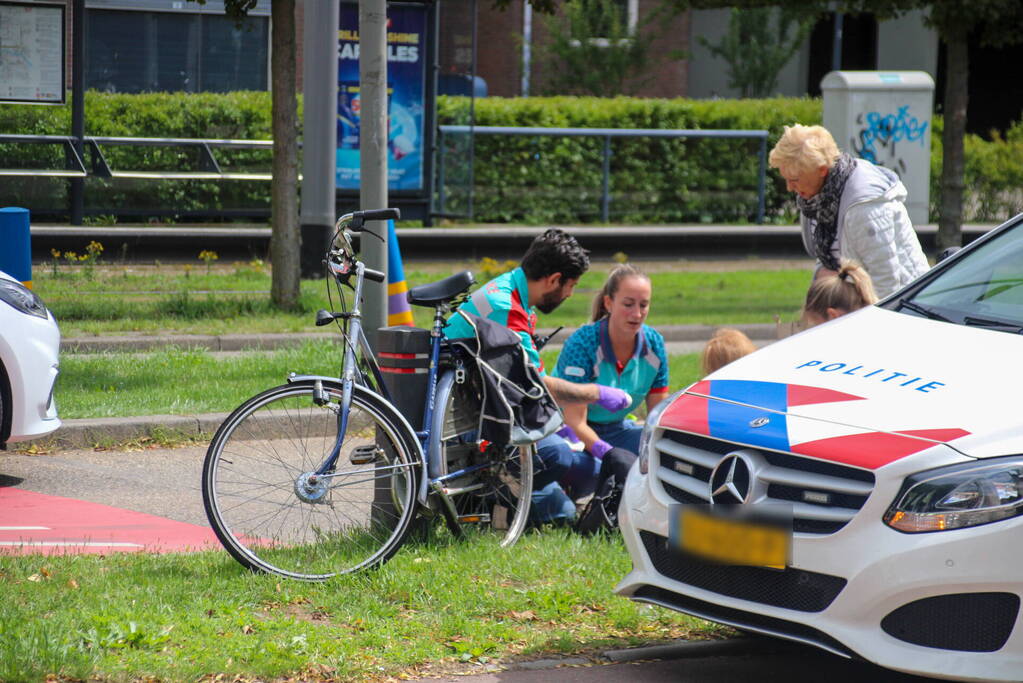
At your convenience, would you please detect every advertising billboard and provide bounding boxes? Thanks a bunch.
[337,2,427,192]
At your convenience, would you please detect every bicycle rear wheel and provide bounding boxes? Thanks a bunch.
[203,380,420,580]
[431,371,533,547]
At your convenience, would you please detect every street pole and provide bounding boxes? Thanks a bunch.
[299,0,339,278]
[359,0,389,351]
[70,0,85,225]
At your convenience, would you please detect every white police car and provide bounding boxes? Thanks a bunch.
[616,213,1023,682]
[0,270,60,448]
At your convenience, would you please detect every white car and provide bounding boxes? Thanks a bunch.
[616,214,1023,682]
[0,270,60,448]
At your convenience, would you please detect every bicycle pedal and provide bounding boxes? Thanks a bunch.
[457,513,491,525]
[349,444,381,465]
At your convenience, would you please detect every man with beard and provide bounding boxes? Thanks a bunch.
[445,229,631,524]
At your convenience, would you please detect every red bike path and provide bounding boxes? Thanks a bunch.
[0,487,219,556]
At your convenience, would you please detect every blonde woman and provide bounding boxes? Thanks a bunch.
[802,261,879,327]
[552,265,669,503]
[769,124,928,298]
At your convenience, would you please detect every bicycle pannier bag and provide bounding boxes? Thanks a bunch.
[450,311,563,446]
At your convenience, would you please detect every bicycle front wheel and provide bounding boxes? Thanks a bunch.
[432,370,533,547]
[203,380,420,580]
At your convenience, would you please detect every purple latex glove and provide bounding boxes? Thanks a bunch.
[596,385,630,412]
[589,439,613,460]
[556,424,580,443]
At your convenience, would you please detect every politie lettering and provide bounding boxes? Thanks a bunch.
[795,360,946,393]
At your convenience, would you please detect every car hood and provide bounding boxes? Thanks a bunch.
[659,306,1023,466]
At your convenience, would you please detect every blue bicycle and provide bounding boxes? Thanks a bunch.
[201,209,534,581]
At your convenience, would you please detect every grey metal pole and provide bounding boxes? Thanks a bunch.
[70,0,85,225]
[831,12,844,71]
[601,135,611,223]
[757,135,767,224]
[360,0,389,351]
[299,0,339,278]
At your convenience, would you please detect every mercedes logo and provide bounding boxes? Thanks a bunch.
[710,452,753,504]
[749,416,770,428]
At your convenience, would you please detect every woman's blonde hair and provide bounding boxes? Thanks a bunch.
[591,263,650,322]
[804,261,878,319]
[701,328,756,376]
[769,124,842,174]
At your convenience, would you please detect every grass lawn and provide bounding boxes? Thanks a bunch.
[0,529,729,682]
[35,261,810,337]
[54,344,703,420]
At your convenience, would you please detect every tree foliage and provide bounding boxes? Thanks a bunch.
[536,0,670,96]
[699,7,816,98]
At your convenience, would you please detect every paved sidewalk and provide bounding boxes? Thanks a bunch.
[61,323,778,353]
[52,323,779,449]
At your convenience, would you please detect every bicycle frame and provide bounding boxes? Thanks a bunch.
[290,212,481,511]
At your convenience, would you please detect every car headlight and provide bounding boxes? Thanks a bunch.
[0,279,48,319]
[884,457,1023,533]
[637,389,683,474]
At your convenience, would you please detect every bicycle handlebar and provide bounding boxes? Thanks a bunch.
[358,208,400,223]
[363,267,386,283]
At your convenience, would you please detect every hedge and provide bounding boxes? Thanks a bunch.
[0,92,282,220]
[437,96,822,224]
[2,91,1021,224]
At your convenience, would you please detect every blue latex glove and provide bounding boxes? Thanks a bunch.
[596,385,630,412]
[556,424,581,443]
[589,439,613,460]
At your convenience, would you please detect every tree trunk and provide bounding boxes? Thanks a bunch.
[270,0,300,309]
[937,30,968,251]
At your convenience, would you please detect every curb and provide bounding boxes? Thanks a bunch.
[44,413,229,450]
[461,637,776,678]
[61,324,778,354]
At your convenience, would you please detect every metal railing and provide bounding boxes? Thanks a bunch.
[0,134,274,180]
[437,125,769,223]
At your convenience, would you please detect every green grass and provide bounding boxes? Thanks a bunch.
[57,343,341,419]
[0,530,728,682]
[36,262,809,337]
[54,344,704,420]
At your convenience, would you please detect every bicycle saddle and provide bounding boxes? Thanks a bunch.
[407,270,476,308]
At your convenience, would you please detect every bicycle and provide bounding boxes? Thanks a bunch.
[201,208,534,581]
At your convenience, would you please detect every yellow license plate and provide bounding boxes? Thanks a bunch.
[672,506,790,569]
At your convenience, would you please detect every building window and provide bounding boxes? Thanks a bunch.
[85,9,268,93]
[570,0,638,48]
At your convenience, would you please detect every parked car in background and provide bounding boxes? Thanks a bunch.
[616,213,1023,682]
[0,270,60,448]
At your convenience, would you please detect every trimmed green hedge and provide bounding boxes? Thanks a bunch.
[437,96,822,224]
[0,92,282,220]
[2,91,1021,224]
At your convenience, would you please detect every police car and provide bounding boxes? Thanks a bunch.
[0,270,60,448]
[616,213,1023,682]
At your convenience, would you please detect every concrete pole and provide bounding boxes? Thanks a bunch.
[70,0,85,225]
[299,0,340,278]
[359,0,389,351]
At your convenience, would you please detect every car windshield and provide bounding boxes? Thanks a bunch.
[904,218,1023,329]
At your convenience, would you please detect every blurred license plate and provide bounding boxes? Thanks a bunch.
[671,505,790,569]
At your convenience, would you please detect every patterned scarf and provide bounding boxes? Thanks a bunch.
[797,153,856,271]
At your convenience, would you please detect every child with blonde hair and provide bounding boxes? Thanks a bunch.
[802,260,878,327]
[701,328,757,376]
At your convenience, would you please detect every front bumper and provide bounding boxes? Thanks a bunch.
[615,445,1023,683]
[0,309,61,444]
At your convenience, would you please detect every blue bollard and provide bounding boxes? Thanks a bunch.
[0,207,32,288]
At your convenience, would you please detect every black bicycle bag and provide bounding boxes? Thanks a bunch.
[448,310,563,446]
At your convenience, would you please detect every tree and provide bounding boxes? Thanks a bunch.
[536,0,669,96]
[192,0,300,309]
[699,7,815,98]
[677,0,1023,250]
